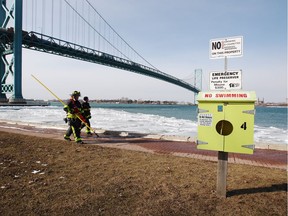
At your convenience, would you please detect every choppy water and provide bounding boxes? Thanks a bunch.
[0,103,287,145]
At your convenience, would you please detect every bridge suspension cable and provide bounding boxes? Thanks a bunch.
[63,0,129,61]
[84,0,159,71]
[24,0,159,71]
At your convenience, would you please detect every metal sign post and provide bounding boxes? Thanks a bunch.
[207,36,244,198]
[218,56,228,198]
[217,151,228,197]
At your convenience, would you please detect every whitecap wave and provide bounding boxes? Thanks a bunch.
[0,106,286,145]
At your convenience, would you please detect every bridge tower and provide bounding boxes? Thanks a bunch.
[193,69,202,104]
[0,0,25,103]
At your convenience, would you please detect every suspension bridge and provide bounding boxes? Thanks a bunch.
[0,0,201,104]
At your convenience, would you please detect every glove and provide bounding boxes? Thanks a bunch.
[63,106,68,113]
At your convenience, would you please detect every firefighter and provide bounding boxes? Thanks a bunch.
[63,91,84,144]
[81,96,92,135]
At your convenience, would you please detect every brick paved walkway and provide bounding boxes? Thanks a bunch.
[93,135,287,170]
[0,122,287,170]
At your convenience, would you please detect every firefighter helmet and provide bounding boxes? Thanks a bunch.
[72,91,81,97]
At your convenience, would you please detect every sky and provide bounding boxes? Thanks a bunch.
[12,0,287,103]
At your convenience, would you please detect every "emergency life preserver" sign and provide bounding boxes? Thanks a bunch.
[210,70,242,90]
[210,36,243,59]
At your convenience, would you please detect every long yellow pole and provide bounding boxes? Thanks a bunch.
[31,74,99,137]
[31,75,66,105]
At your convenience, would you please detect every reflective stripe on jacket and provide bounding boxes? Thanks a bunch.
[64,99,83,119]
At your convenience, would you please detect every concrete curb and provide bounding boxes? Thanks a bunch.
[143,134,287,151]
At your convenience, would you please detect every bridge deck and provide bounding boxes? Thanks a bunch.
[0,28,200,93]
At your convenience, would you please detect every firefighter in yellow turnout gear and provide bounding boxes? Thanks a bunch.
[63,91,85,144]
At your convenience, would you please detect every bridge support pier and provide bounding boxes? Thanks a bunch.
[0,0,25,104]
[0,57,7,102]
[0,0,7,102]
[9,0,25,103]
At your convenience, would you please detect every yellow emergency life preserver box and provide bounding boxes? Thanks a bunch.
[196,91,257,154]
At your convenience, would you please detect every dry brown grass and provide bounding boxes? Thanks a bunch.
[0,131,287,216]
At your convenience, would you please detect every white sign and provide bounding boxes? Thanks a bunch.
[210,70,242,90]
[210,36,243,59]
[198,114,213,127]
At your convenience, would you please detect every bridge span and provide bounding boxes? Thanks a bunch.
[0,28,200,95]
[1,0,201,103]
